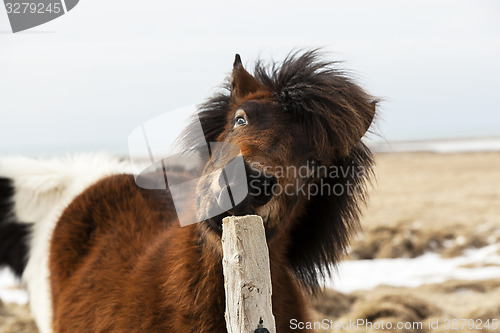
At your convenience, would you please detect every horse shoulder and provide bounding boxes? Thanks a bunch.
[50,173,179,331]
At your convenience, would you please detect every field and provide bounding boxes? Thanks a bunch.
[310,152,500,332]
[1,152,500,332]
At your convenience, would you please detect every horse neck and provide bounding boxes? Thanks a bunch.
[160,224,225,301]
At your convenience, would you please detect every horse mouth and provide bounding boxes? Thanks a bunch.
[215,162,277,215]
[204,162,277,233]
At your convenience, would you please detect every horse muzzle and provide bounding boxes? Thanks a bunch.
[215,160,277,216]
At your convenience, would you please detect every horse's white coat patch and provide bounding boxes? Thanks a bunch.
[0,154,138,333]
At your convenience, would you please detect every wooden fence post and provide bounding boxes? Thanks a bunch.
[222,215,276,333]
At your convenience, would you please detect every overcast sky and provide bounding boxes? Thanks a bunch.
[1,0,499,156]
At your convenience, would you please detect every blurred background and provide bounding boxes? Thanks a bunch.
[1,0,500,156]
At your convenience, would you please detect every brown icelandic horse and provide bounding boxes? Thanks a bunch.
[48,50,377,332]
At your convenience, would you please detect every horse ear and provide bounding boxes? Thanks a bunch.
[231,54,264,99]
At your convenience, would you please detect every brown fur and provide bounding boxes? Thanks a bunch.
[50,175,310,332]
[50,50,377,332]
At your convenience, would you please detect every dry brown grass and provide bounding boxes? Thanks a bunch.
[307,152,500,332]
[349,152,500,259]
[310,278,500,333]
[366,152,500,228]
[348,222,495,259]
[0,301,36,333]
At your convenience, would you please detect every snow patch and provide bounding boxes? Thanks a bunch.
[0,268,28,305]
[326,244,500,292]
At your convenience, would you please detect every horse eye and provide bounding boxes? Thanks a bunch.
[235,116,247,127]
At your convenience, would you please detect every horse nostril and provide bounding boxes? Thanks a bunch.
[216,158,248,210]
